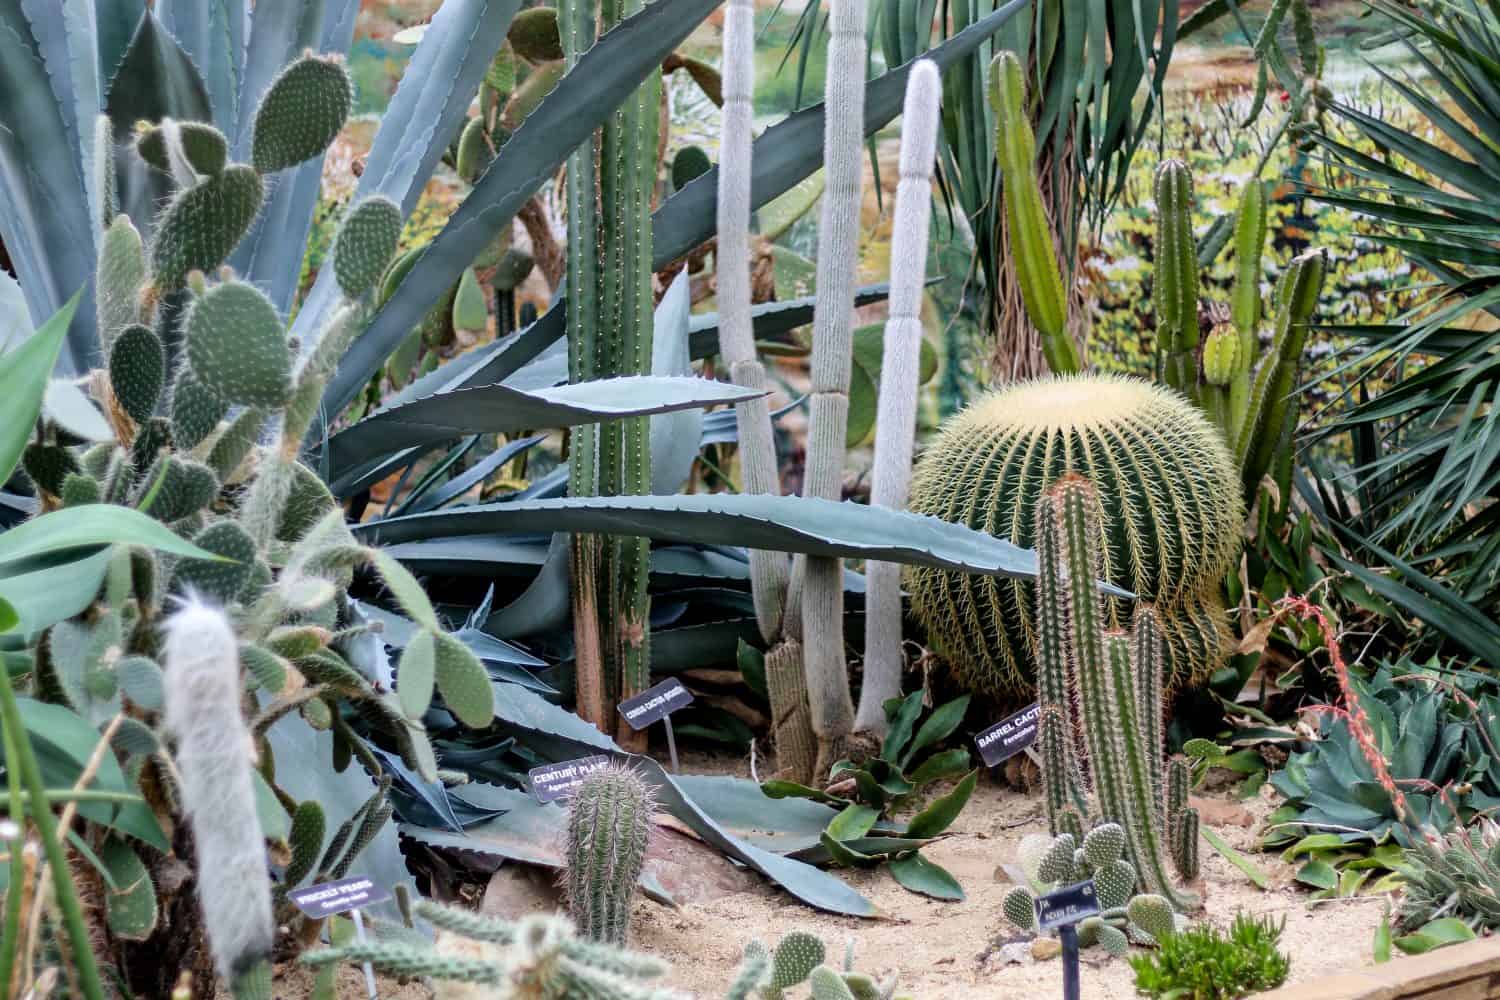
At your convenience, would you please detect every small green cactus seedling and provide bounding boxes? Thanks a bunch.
[251,52,354,174]
[563,764,654,946]
[184,279,292,408]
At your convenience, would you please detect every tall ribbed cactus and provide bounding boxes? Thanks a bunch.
[163,599,275,999]
[1235,247,1327,497]
[799,0,869,775]
[1033,476,1198,912]
[1153,159,1198,396]
[714,0,814,783]
[989,51,1080,374]
[907,375,1243,697]
[563,765,653,946]
[857,60,941,735]
[1227,180,1269,453]
[561,0,608,730]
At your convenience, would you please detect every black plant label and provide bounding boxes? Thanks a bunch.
[974,701,1040,767]
[1036,879,1101,931]
[287,874,392,918]
[528,755,612,804]
[617,677,694,731]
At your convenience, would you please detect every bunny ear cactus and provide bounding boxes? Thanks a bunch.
[251,52,354,174]
[907,375,1242,697]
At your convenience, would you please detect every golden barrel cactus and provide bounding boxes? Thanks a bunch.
[907,375,1243,697]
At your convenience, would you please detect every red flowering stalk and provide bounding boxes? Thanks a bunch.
[1277,596,1412,825]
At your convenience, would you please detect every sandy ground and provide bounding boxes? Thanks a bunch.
[625,757,1389,999]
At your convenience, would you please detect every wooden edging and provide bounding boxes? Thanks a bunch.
[1254,935,1500,999]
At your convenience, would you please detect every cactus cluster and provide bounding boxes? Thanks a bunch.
[907,375,1243,696]
[1001,822,1181,957]
[563,764,654,945]
[305,904,904,1000]
[1032,476,1201,912]
[1145,162,1328,498]
[16,47,497,997]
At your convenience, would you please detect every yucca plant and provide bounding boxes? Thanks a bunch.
[1302,0,1500,655]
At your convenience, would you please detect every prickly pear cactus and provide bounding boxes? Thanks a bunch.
[907,375,1243,695]
[251,53,354,174]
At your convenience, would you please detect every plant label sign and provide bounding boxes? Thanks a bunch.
[975,701,1041,766]
[529,755,611,804]
[287,875,392,919]
[617,677,694,730]
[1035,879,1101,932]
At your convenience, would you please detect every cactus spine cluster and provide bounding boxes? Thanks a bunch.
[798,0,870,777]
[858,60,941,735]
[907,375,1243,696]
[163,599,274,999]
[989,50,1079,374]
[563,765,654,946]
[1032,476,1199,911]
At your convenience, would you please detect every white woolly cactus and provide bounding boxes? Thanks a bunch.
[857,59,941,734]
[162,597,274,998]
[800,0,869,775]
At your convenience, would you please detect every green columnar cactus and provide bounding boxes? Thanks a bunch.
[1235,247,1327,496]
[1153,159,1198,394]
[1033,476,1197,912]
[989,50,1079,374]
[563,765,653,946]
[251,52,354,174]
[907,375,1242,696]
[162,599,275,999]
[561,0,609,730]
[800,0,868,776]
[601,0,662,745]
[1228,181,1268,452]
[858,58,942,734]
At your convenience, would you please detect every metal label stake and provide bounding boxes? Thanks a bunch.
[350,908,377,1000]
[1036,879,1100,1000]
[617,677,694,773]
[287,874,393,1000]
